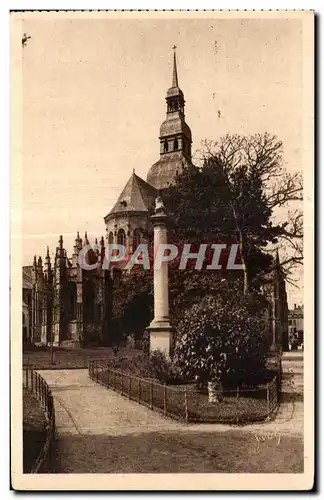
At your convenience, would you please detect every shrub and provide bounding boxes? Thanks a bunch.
[173,292,268,392]
[147,350,187,385]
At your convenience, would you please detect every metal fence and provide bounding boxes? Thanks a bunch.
[23,369,56,473]
[88,359,279,424]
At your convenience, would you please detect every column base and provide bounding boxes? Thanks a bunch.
[147,320,173,357]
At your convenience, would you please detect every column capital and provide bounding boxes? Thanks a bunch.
[150,213,168,226]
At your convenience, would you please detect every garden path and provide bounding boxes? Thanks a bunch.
[39,369,304,474]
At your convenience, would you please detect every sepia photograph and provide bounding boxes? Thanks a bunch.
[10,9,314,491]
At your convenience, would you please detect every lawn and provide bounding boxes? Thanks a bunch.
[23,344,140,370]
[23,388,47,472]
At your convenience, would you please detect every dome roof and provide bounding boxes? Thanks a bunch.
[160,117,192,141]
[147,152,191,190]
[166,86,184,98]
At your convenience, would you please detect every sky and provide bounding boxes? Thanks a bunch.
[20,15,303,306]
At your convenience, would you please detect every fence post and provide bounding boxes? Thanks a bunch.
[96,361,99,382]
[266,383,270,414]
[113,371,116,391]
[164,385,167,416]
[150,381,153,409]
[121,372,124,394]
[138,378,141,402]
[129,374,132,398]
[184,385,189,423]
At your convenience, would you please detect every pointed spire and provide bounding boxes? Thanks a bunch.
[33,255,37,267]
[83,231,89,246]
[45,246,51,265]
[45,246,52,273]
[73,230,82,256]
[172,45,178,87]
[59,235,63,249]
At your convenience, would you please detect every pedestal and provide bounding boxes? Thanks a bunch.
[148,322,173,357]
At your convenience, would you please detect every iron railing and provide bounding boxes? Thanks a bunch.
[23,369,56,473]
[88,359,279,424]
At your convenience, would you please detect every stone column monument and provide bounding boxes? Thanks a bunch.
[147,196,173,357]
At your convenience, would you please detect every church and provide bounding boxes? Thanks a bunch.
[22,50,288,349]
[104,49,193,253]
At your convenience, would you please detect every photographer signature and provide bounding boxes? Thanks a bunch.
[254,431,282,451]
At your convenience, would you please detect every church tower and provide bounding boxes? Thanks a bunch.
[147,48,193,190]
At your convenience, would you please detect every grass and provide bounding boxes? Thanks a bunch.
[23,344,140,370]
[23,388,47,472]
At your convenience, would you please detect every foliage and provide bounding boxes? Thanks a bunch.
[108,268,153,347]
[173,288,268,388]
[147,350,186,384]
[163,132,303,290]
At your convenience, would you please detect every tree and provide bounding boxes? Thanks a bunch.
[200,133,303,288]
[163,132,303,292]
[173,284,268,402]
[110,268,153,348]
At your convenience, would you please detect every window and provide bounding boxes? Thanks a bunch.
[174,138,178,151]
[108,231,114,244]
[164,140,168,153]
[132,229,141,251]
[117,228,126,246]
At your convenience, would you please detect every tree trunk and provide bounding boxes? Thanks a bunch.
[208,381,223,403]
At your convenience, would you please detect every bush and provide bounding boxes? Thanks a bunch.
[173,291,268,390]
[147,350,187,385]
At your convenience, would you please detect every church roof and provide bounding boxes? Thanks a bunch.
[105,172,157,221]
[147,152,192,190]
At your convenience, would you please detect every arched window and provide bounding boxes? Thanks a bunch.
[117,228,126,247]
[164,140,168,153]
[108,231,114,244]
[132,229,141,251]
[174,138,178,151]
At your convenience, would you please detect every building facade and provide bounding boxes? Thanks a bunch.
[288,304,304,346]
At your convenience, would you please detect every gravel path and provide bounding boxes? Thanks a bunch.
[39,369,304,473]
